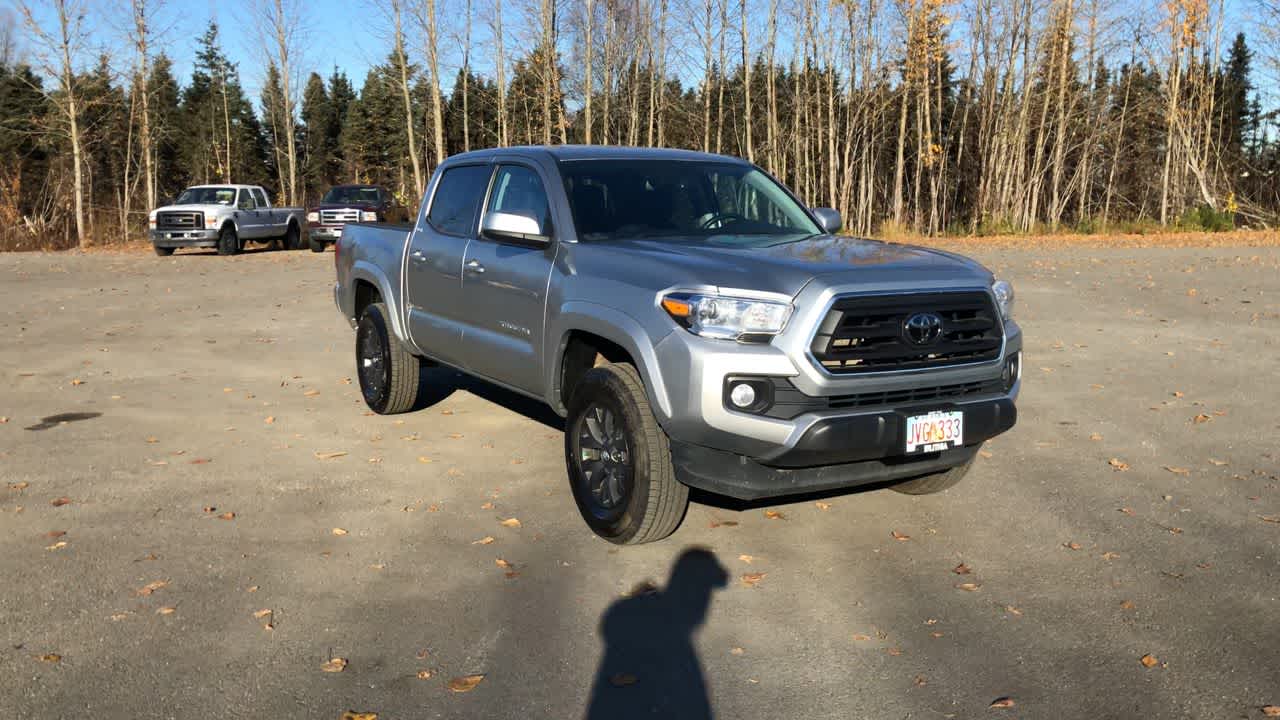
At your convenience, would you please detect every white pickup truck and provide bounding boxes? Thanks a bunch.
[148,184,306,256]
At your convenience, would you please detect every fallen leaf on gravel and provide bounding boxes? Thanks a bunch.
[708,520,739,528]
[1196,562,1212,570]
[764,510,785,520]
[1261,706,1280,717]
[332,527,349,536]
[50,497,72,507]
[913,675,927,686]
[989,697,1015,709]
[370,563,385,570]
[417,456,433,463]
[955,582,981,591]
[217,512,235,520]
[253,609,273,619]
[189,458,211,465]
[46,541,68,551]
[891,530,910,541]
[499,517,521,528]
[340,713,376,720]
[608,673,636,687]
[303,389,320,397]
[448,674,485,692]
[1259,515,1280,524]
[1089,433,1103,441]
[0,416,7,423]
[814,501,831,510]
[8,481,28,490]
[71,378,84,386]
[39,653,61,663]
[136,580,168,596]
[1118,507,1135,516]
[448,433,464,439]
[1120,600,1136,610]
[886,647,902,656]
[1064,541,1083,550]
[1005,605,1023,616]
[740,572,766,588]
[495,558,513,569]
[1140,654,1159,668]
[264,416,275,424]
[852,633,872,641]
[447,468,464,477]
[416,669,433,679]
[480,501,494,510]
[1192,414,1212,424]
[1208,458,1228,466]
[314,451,348,460]
[1108,458,1129,471]
[46,530,66,538]
[953,563,972,574]
[1102,551,1120,560]
[156,607,176,615]
[246,586,258,593]
[320,657,348,673]
[202,506,216,513]
[730,647,745,655]
[472,536,495,545]
[1163,466,1190,475]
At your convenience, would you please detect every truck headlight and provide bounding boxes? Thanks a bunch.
[205,215,219,228]
[361,211,378,222]
[992,280,1014,322]
[306,211,320,223]
[661,292,791,342]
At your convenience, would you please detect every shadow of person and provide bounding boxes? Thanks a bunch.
[585,548,729,720]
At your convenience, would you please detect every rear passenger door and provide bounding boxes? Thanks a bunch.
[459,162,558,395]
[404,163,493,367]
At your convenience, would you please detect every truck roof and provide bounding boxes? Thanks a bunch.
[187,184,264,190]
[444,145,753,166]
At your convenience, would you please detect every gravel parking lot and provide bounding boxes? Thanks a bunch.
[2,243,1278,719]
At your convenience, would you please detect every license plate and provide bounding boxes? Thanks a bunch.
[905,411,964,453]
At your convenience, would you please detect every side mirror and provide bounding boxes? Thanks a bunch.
[812,207,842,234]
[482,211,551,246]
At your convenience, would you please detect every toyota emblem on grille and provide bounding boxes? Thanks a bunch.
[903,312,944,346]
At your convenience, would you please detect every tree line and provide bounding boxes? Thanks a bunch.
[3,0,1279,250]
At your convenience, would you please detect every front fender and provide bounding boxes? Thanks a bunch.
[546,301,674,422]
[350,260,415,350]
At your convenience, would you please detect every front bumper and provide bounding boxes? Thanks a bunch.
[151,228,217,247]
[309,225,344,243]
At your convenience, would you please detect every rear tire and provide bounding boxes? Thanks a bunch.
[216,225,239,256]
[565,363,688,545]
[283,222,300,251]
[309,236,326,253]
[891,453,976,495]
[356,302,420,415]
[153,245,174,257]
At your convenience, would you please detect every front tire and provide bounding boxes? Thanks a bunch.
[283,222,300,251]
[356,302,420,414]
[216,225,239,256]
[565,363,688,545]
[309,236,326,253]
[891,453,976,495]
[153,245,174,257]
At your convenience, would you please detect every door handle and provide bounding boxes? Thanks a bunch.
[409,249,426,262]
[465,259,485,274]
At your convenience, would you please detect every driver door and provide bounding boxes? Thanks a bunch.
[459,162,558,395]
[235,189,262,238]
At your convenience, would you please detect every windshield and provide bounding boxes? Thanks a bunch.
[176,187,237,206]
[322,186,382,204]
[560,160,820,242]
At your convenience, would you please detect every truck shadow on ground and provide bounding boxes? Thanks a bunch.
[584,547,729,720]
[411,364,565,431]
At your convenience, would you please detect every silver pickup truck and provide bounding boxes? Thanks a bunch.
[149,184,305,256]
[334,146,1021,544]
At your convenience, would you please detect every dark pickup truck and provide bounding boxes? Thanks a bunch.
[305,184,410,252]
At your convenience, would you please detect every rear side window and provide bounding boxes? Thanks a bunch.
[428,165,492,236]
[252,188,268,207]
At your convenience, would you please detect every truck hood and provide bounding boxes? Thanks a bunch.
[572,234,991,298]
[153,203,232,215]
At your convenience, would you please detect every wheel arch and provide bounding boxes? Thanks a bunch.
[350,261,414,350]
[548,303,673,422]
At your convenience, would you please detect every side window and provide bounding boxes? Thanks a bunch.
[486,165,551,231]
[427,165,492,236]
[237,190,256,210]
[252,188,269,208]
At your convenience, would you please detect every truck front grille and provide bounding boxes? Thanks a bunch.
[810,291,1002,374]
[156,211,203,231]
[765,377,1005,419]
[320,209,361,225]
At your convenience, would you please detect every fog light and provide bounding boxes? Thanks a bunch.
[729,383,757,408]
[1002,352,1021,391]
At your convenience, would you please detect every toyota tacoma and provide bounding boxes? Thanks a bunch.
[333,147,1021,544]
